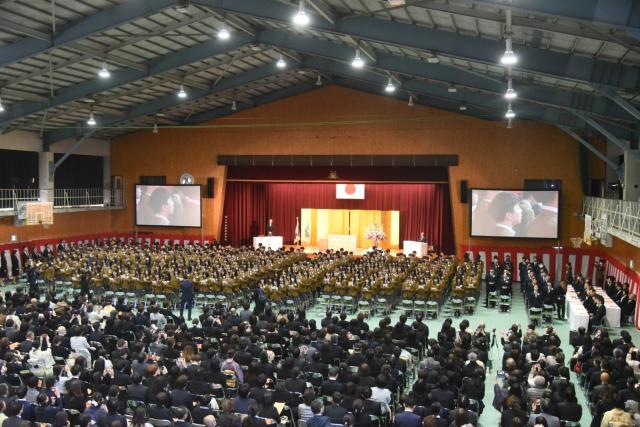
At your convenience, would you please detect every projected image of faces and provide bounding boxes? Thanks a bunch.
[136,185,201,227]
[471,190,559,238]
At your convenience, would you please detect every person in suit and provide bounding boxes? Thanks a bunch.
[180,274,195,320]
[589,296,606,332]
[320,367,343,396]
[393,395,422,427]
[307,399,331,427]
[487,192,523,237]
[527,192,558,238]
[485,267,498,307]
[324,392,348,424]
[418,232,427,243]
[266,219,275,236]
[170,375,194,411]
[172,406,193,427]
[126,373,148,402]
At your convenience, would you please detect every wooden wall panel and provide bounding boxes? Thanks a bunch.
[109,85,586,254]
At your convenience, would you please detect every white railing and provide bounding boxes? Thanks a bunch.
[0,188,125,211]
[581,196,640,247]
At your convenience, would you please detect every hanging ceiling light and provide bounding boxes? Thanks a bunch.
[408,94,414,106]
[316,73,322,86]
[501,37,518,65]
[231,100,237,111]
[385,77,396,93]
[505,103,515,119]
[504,78,517,99]
[98,62,110,79]
[177,85,187,99]
[276,55,286,69]
[459,105,467,111]
[0,96,4,113]
[507,118,513,129]
[292,0,310,26]
[218,23,230,40]
[447,85,457,93]
[351,49,364,69]
[87,110,96,126]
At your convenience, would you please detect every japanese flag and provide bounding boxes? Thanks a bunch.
[336,183,365,199]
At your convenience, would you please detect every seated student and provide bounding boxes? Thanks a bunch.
[307,399,331,427]
[393,395,421,427]
[234,383,256,415]
[323,392,348,424]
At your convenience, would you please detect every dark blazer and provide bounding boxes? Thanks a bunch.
[170,388,194,410]
[320,379,344,396]
[126,383,149,402]
[592,305,606,324]
[393,410,422,427]
[324,403,348,424]
[2,416,23,427]
[555,401,582,422]
[180,280,194,302]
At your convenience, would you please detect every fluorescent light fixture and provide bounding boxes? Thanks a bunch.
[218,24,230,40]
[87,111,96,126]
[504,78,517,99]
[501,37,518,65]
[177,85,187,99]
[98,62,110,79]
[505,103,515,119]
[385,78,396,93]
[351,49,364,69]
[293,0,310,26]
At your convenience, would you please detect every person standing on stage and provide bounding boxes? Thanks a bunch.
[266,218,275,236]
[180,274,195,321]
[418,232,427,243]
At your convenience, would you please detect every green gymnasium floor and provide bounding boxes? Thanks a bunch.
[10,280,640,427]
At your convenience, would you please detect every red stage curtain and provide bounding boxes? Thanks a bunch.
[222,182,266,246]
[223,182,454,253]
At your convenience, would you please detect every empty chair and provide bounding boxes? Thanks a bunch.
[426,301,438,319]
[357,300,371,317]
[542,304,555,324]
[451,298,463,317]
[530,307,542,326]
[499,295,511,312]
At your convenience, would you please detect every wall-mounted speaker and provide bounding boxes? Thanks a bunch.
[460,180,468,203]
[206,177,215,198]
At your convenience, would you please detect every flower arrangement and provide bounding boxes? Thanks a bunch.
[365,224,386,246]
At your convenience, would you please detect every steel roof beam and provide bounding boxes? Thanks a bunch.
[0,0,179,68]
[256,30,635,129]
[593,86,640,121]
[44,61,300,146]
[558,125,623,178]
[194,0,640,90]
[468,0,640,31]
[302,56,632,140]
[0,34,255,129]
[571,110,640,161]
[184,80,320,124]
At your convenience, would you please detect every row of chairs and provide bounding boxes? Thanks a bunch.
[529,304,556,327]
[401,299,440,319]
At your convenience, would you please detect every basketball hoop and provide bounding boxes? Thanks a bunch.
[570,237,583,248]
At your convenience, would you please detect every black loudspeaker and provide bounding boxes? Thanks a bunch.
[206,177,215,198]
[460,180,468,203]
